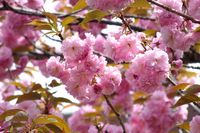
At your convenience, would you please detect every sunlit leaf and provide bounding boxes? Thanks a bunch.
[81,10,107,24]
[172,83,191,91]
[12,111,28,122]
[73,0,87,11]
[28,19,48,26]
[62,16,77,27]
[193,42,200,54]
[10,82,27,93]
[43,12,58,27]
[126,0,151,15]
[133,92,149,104]
[34,115,71,133]
[185,84,200,94]
[46,124,62,132]
[194,26,200,32]
[177,122,190,132]
[129,0,151,9]
[0,109,24,121]
[17,92,41,103]
[35,24,52,30]
[173,94,200,108]
[143,29,157,36]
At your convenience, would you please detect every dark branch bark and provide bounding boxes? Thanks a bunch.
[103,95,126,133]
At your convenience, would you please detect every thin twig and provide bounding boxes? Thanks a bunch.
[147,0,200,24]
[124,15,155,21]
[103,95,126,133]
[183,65,200,70]
[119,12,133,33]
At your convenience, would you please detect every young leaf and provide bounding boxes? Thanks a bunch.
[177,122,190,132]
[17,92,41,103]
[34,115,71,133]
[12,111,28,122]
[172,83,191,91]
[173,94,200,108]
[81,10,107,24]
[43,12,58,27]
[0,109,24,121]
[62,16,77,27]
[129,0,151,9]
[73,0,87,11]
[185,84,200,94]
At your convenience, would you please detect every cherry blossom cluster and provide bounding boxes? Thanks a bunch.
[0,0,200,132]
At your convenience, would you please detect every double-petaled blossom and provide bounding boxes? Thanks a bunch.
[190,115,200,133]
[125,48,170,93]
[86,0,132,11]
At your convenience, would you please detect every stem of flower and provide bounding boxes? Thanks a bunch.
[103,95,126,133]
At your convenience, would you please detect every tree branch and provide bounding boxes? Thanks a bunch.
[124,15,155,21]
[147,0,200,24]
[103,95,126,133]
[0,1,144,32]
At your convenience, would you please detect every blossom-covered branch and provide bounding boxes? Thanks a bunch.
[147,0,200,24]
[0,0,144,32]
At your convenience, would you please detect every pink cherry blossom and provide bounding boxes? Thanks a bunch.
[141,91,177,133]
[0,46,13,69]
[61,34,93,64]
[99,66,122,95]
[16,0,44,9]
[46,57,70,82]
[190,115,200,133]
[161,26,195,51]
[17,101,41,120]
[0,12,39,49]
[125,48,170,93]
[188,0,200,20]
[68,106,95,133]
[154,0,183,27]
[104,33,143,63]
[86,0,131,11]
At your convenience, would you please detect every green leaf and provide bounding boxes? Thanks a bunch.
[62,16,77,27]
[177,122,190,132]
[49,80,62,87]
[43,12,58,27]
[73,0,87,11]
[126,0,151,15]
[12,111,28,122]
[35,24,52,30]
[194,26,200,32]
[5,95,20,101]
[173,94,200,108]
[10,82,27,93]
[17,92,41,103]
[185,84,200,94]
[129,0,151,9]
[193,42,200,54]
[34,115,71,133]
[172,83,191,91]
[143,29,157,36]
[46,124,63,132]
[0,109,24,121]
[81,10,107,24]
